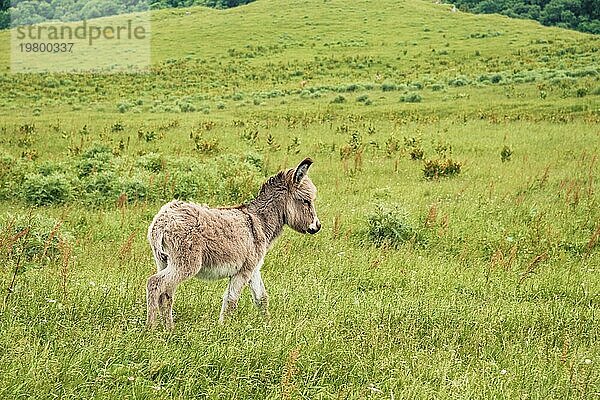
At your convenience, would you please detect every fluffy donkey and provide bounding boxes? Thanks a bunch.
[146,158,321,328]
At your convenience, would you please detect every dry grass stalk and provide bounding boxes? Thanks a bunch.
[424,203,438,228]
[332,213,341,240]
[519,252,548,284]
[119,231,137,261]
[281,347,300,400]
[58,238,73,300]
[584,222,600,258]
[41,219,63,260]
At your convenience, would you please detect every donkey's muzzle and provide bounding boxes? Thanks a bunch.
[307,220,321,234]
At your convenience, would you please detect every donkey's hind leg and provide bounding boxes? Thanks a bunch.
[147,253,201,329]
[146,269,168,329]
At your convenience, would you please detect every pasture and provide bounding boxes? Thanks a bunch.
[0,0,599,398]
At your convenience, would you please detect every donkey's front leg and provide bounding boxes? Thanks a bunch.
[219,273,248,323]
[249,267,269,320]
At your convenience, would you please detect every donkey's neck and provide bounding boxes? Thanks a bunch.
[246,194,286,247]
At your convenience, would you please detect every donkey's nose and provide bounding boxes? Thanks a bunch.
[308,219,321,234]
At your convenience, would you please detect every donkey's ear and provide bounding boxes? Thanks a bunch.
[293,158,313,184]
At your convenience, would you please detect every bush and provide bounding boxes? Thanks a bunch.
[119,176,151,203]
[178,101,196,113]
[448,76,470,87]
[400,92,423,103]
[331,95,346,104]
[117,102,132,113]
[81,171,119,205]
[136,152,164,173]
[0,213,72,264]
[423,158,462,179]
[501,145,512,162]
[575,88,587,98]
[22,172,73,206]
[381,81,397,92]
[78,144,113,177]
[429,83,445,91]
[363,205,419,247]
[356,94,369,103]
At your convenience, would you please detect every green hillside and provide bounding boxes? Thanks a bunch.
[0,0,598,117]
[0,1,598,398]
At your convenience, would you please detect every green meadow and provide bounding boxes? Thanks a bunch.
[0,0,599,398]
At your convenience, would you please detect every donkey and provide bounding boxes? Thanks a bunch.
[146,158,320,328]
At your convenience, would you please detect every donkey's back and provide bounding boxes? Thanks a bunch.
[148,200,262,274]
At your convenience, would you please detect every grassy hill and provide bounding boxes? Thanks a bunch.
[0,0,598,117]
[0,1,598,398]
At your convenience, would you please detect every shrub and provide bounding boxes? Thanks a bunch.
[575,88,588,98]
[81,171,119,205]
[178,101,196,113]
[194,137,221,154]
[501,145,512,162]
[356,94,369,103]
[119,176,150,203]
[0,213,72,264]
[331,95,346,104]
[490,74,503,84]
[404,137,424,160]
[136,152,164,173]
[423,158,462,179]
[117,102,132,113]
[364,205,419,247]
[430,83,445,91]
[448,76,470,87]
[381,81,397,92]
[345,83,360,92]
[400,92,423,103]
[171,169,204,200]
[22,172,73,206]
[410,147,424,160]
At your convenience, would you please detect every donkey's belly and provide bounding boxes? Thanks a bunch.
[196,264,240,281]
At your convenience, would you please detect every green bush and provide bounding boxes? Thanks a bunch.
[81,171,119,205]
[429,83,445,91]
[78,144,113,177]
[136,152,164,173]
[0,152,27,200]
[119,176,151,203]
[381,81,397,92]
[423,158,462,179]
[331,95,346,104]
[0,213,72,264]
[448,76,470,87]
[400,92,423,103]
[178,101,196,113]
[22,172,73,206]
[501,145,513,162]
[363,205,420,247]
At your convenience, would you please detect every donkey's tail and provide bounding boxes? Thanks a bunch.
[148,218,168,272]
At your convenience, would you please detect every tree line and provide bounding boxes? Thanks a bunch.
[0,0,255,29]
[451,0,600,34]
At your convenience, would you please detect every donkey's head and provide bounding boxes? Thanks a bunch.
[283,158,321,234]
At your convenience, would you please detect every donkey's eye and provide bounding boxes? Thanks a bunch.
[302,199,311,206]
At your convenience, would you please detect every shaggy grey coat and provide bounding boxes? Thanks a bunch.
[146,158,320,327]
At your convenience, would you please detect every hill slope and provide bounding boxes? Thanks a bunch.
[0,0,598,118]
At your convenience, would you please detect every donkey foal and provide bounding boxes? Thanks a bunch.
[146,158,320,328]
